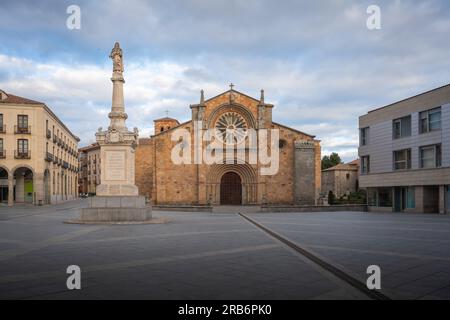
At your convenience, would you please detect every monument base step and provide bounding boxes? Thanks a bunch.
[80,195,152,222]
[81,207,152,222]
[88,195,146,208]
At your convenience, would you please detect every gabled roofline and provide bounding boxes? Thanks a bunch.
[204,89,261,104]
[153,117,180,123]
[272,122,316,139]
[150,120,192,138]
[322,164,358,172]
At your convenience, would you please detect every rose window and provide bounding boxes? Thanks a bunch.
[215,112,248,144]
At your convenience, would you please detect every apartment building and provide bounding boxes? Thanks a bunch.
[0,90,79,206]
[78,143,101,195]
[358,84,450,214]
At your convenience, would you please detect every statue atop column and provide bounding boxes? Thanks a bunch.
[78,42,151,224]
[109,42,124,73]
[94,41,139,195]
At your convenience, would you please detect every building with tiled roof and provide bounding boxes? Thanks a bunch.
[0,90,79,206]
[321,159,359,198]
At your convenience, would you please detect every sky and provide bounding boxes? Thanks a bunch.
[1,0,450,162]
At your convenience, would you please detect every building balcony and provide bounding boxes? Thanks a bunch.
[0,125,5,133]
[46,129,52,139]
[0,150,5,159]
[45,152,54,162]
[62,161,69,169]
[57,138,62,146]
[14,126,31,134]
[14,150,31,159]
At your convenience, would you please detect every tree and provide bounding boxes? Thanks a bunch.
[321,152,343,170]
[328,191,335,205]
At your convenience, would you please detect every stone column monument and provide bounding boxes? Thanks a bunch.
[80,42,151,222]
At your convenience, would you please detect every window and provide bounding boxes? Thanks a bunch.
[0,113,3,126]
[406,187,415,209]
[368,188,393,207]
[17,115,28,129]
[393,149,411,170]
[0,138,3,153]
[17,139,28,154]
[368,189,378,206]
[419,107,441,133]
[393,115,411,139]
[420,144,441,168]
[346,173,350,180]
[360,127,369,146]
[378,188,393,207]
[361,156,370,174]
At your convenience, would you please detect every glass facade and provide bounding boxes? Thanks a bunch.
[406,187,415,209]
[368,187,392,208]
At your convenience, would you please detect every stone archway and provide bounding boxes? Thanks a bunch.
[13,166,34,204]
[0,167,9,203]
[220,172,242,205]
[206,163,257,205]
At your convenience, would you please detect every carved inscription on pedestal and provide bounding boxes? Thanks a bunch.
[105,151,126,181]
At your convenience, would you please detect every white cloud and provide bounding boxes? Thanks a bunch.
[1,0,449,162]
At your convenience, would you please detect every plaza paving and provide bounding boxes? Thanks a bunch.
[0,200,449,300]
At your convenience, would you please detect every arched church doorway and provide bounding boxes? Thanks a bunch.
[220,172,242,205]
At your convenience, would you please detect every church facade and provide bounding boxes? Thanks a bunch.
[135,88,321,206]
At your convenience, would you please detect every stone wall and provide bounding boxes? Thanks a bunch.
[154,118,179,135]
[135,138,153,200]
[294,140,317,205]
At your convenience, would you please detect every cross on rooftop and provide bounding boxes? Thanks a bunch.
[229,83,235,90]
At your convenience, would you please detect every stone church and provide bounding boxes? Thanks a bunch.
[135,87,321,206]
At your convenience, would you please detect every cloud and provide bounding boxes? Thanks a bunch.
[1,0,450,162]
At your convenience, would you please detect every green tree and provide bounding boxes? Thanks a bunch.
[321,152,343,170]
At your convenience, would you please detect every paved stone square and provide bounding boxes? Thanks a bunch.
[0,200,449,300]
